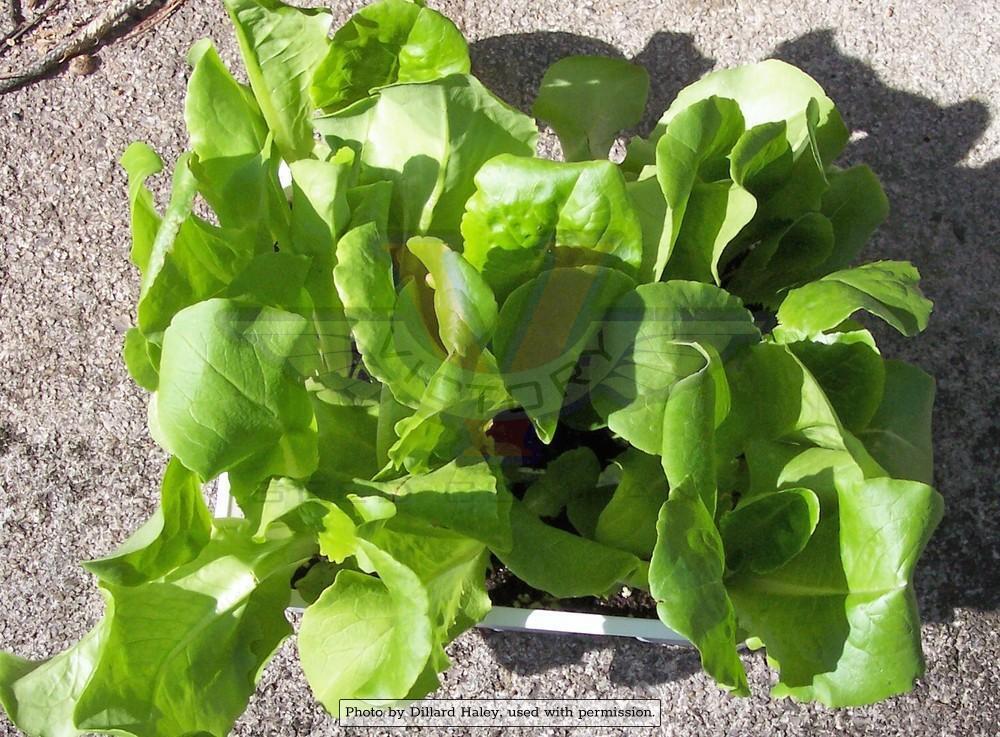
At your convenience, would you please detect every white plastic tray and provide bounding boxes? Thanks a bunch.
[211,475,689,646]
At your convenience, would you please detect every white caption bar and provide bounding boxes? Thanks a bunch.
[339,699,660,728]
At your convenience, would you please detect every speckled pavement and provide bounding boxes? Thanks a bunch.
[1,2,997,735]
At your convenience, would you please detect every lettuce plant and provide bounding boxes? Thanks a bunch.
[0,0,943,732]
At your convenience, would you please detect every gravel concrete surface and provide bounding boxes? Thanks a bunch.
[1,1,998,736]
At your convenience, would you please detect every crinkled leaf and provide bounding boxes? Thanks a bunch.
[135,155,259,336]
[69,527,312,737]
[311,0,469,112]
[532,55,649,162]
[461,156,643,298]
[350,457,510,550]
[368,516,491,646]
[386,350,508,474]
[0,617,110,737]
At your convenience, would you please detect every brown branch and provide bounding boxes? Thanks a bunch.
[0,0,162,94]
[0,0,61,56]
[126,0,186,39]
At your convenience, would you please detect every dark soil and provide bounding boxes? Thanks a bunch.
[486,559,658,618]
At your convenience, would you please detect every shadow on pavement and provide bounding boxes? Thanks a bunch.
[477,629,704,685]
[470,26,999,686]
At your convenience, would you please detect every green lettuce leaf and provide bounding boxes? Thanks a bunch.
[299,540,433,712]
[461,156,643,298]
[650,480,749,695]
[651,96,755,283]
[386,237,509,471]
[1,524,313,737]
[785,329,885,434]
[368,516,491,648]
[588,280,757,456]
[816,164,890,273]
[492,266,634,442]
[858,359,935,484]
[120,142,162,278]
[496,498,641,598]
[289,150,357,377]
[727,447,943,706]
[405,236,498,357]
[133,154,260,337]
[222,0,332,161]
[311,0,469,112]
[658,345,729,515]
[632,59,847,170]
[316,75,537,242]
[82,458,212,586]
[312,390,382,488]
[774,261,933,341]
[349,457,511,550]
[594,448,667,558]
[153,299,316,481]
[334,222,422,402]
[718,342,855,456]
[0,618,111,737]
[185,38,287,247]
[522,447,600,518]
[122,326,160,391]
[720,487,820,574]
[73,527,310,736]
[725,212,835,307]
[532,55,649,162]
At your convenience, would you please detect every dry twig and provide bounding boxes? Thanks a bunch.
[0,0,165,94]
[126,0,186,39]
[0,0,60,56]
